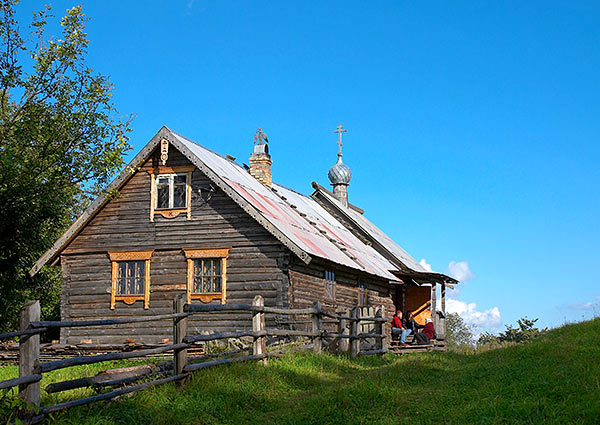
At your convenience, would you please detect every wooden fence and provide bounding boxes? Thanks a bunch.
[0,297,388,424]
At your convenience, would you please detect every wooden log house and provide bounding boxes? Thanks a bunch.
[30,126,457,346]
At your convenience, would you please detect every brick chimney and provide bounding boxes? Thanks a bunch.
[249,128,272,186]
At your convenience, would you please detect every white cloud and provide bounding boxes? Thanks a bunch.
[446,298,502,335]
[419,258,433,272]
[569,296,600,311]
[448,261,475,283]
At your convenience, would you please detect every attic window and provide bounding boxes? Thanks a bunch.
[324,270,335,301]
[109,251,153,309]
[184,248,230,304]
[148,166,194,221]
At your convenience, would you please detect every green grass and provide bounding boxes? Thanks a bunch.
[3,319,600,424]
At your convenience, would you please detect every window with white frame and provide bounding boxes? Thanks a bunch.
[156,173,188,209]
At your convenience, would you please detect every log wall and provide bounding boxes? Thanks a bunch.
[288,258,395,339]
[60,148,290,344]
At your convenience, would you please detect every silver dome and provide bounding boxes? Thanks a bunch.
[328,155,352,185]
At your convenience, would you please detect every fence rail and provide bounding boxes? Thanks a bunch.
[1,297,388,424]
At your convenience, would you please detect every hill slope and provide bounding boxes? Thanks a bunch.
[52,318,600,424]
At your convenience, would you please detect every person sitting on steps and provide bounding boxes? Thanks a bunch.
[414,317,436,345]
[402,311,420,344]
[391,310,412,346]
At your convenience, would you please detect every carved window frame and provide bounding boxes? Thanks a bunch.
[109,250,154,309]
[184,248,230,305]
[148,166,194,221]
[324,270,336,301]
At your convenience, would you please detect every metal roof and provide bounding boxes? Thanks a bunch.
[31,127,402,282]
[311,183,429,273]
[171,131,400,281]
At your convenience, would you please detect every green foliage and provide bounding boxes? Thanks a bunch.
[445,312,474,350]
[0,1,132,332]
[478,317,548,346]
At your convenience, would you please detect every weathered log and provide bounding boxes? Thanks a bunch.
[41,343,188,372]
[183,353,267,372]
[358,349,388,356]
[0,374,42,390]
[173,294,187,377]
[349,307,360,358]
[184,330,264,344]
[312,301,322,354]
[188,348,250,363]
[39,373,189,415]
[265,329,318,337]
[0,328,47,341]
[185,303,316,315]
[31,313,189,329]
[44,365,160,394]
[358,333,385,339]
[19,301,40,410]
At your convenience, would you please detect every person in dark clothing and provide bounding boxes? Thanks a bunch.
[414,317,435,345]
[402,311,419,334]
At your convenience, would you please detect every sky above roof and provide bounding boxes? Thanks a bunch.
[21,1,600,333]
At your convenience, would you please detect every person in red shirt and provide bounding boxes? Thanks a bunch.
[391,310,411,346]
[414,317,436,345]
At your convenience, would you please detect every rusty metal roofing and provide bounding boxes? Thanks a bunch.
[312,183,428,274]
[171,131,400,281]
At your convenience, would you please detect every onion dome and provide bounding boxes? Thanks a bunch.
[328,154,352,185]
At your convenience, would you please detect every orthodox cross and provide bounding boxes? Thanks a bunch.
[333,124,347,155]
[254,128,268,145]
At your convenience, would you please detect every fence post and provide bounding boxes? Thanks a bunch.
[173,294,188,377]
[375,306,385,354]
[349,306,360,358]
[312,301,322,354]
[19,300,41,410]
[336,307,348,353]
[252,295,266,364]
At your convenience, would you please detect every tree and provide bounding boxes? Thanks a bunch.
[477,317,547,346]
[446,312,474,349]
[0,1,132,332]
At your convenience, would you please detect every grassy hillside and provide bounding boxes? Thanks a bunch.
[10,319,600,424]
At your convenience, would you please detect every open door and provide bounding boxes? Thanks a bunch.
[404,285,431,326]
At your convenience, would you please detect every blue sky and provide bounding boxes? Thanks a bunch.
[23,1,600,333]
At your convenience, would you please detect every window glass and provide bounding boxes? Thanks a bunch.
[193,258,223,293]
[117,261,145,295]
[155,173,188,209]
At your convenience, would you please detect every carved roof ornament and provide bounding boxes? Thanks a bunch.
[254,128,269,145]
[160,138,169,166]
